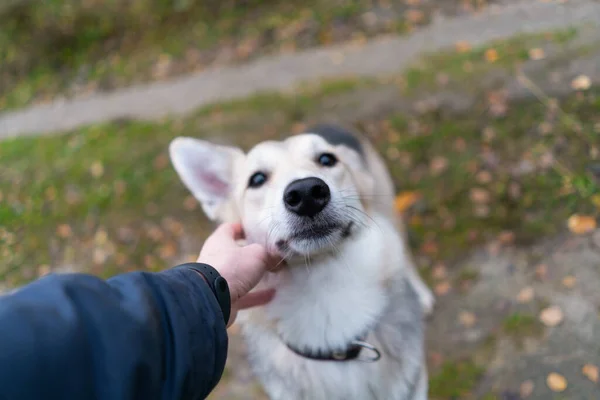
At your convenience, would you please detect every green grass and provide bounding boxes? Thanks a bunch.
[1,29,599,287]
[0,0,413,110]
[429,359,484,399]
[502,312,544,339]
[403,28,579,93]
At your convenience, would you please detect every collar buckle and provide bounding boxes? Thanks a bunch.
[351,340,381,362]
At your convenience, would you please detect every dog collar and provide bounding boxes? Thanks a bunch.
[284,336,381,362]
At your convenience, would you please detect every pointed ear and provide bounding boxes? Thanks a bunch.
[169,137,244,221]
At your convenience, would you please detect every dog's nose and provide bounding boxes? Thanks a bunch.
[283,177,331,218]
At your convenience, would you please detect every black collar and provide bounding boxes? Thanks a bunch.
[284,336,381,362]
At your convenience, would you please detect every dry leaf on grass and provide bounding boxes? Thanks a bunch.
[567,214,597,234]
[90,161,104,178]
[459,311,477,328]
[432,263,447,279]
[470,188,491,204]
[539,306,564,327]
[56,224,73,238]
[517,286,534,303]
[571,75,592,91]
[434,281,451,296]
[455,41,472,53]
[183,196,198,211]
[528,47,545,60]
[582,364,599,383]
[484,48,499,63]
[546,373,567,392]
[520,380,534,398]
[394,191,421,213]
[562,275,576,289]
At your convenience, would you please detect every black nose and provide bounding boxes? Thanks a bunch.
[283,177,331,218]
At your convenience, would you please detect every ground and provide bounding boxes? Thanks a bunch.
[1,3,600,399]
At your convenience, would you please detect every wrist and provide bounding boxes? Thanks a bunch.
[176,262,231,325]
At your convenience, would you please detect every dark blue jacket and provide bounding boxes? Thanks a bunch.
[0,266,228,400]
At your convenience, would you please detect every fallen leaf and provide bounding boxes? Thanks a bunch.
[405,9,425,24]
[470,188,491,204]
[183,196,198,211]
[90,161,104,178]
[528,47,545,60]
[476,170,493,184]
[459,311,477,328]
[421,240,438,255]
[434,281,451,296]
[498,230,516,244]
[56,224,72,238]
[571,75,592,91]
[517,286,535,303]
[567,214,596,234]
[562,275,576,289]
[535,264,548,281]
[484,48,499,63]
[153,154,169,170]
[394,191,421,213]
[430,156,448,175]
[520,380,534,398]
[546,373,567,392]
[540,306,564,327]
[455,41,472,53]
[582,364,599,383]
[38,265,51,277]
[432,263,447,279]
[159,243,177,259]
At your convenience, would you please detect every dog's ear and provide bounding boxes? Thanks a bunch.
[169,137,244,221]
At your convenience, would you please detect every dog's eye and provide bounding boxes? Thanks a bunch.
[317,153,337,167]
[248,172,268,188]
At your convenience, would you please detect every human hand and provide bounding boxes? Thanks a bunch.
[197,223,283,327]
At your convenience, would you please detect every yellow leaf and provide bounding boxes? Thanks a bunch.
[571,75,592,91]
[455,41,472,53]
[582,364,599,383]
[567,214,597,234]
[591,194,600,208]
[517,286,534,303]
[528,47,545,60]
[561,275,576,289]
[459,311,476,328]
[539,306,564,327]
[394,191,421,213]
[546,373,567,392]
[484,48,499,63]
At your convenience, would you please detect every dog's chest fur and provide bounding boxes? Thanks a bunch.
[237,214,426,400]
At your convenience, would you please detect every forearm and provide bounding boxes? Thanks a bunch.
[0,266,228,400]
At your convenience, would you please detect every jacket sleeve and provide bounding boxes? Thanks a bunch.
[0,266,228,400]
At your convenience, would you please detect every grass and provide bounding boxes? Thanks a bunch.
[429,359,484,399]
[403,28,579,93]
[1,28,600,285]
[502,313,544,338]
[0,0,414,110]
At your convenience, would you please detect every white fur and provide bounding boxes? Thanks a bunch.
[169,130,432,399]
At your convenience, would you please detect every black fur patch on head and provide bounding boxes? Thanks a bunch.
[305,124,364,158]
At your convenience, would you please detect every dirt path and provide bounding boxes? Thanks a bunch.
[1,0,599,139]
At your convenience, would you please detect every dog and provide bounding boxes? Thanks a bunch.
[169,124,434,400]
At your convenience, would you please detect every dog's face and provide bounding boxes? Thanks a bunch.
[169,125,377,257]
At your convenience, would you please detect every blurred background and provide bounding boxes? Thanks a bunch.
[1,0,600,399]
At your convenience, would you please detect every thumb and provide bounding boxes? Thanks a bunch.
[236,243,270,287]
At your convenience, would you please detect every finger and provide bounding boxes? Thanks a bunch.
[236,289,276,310]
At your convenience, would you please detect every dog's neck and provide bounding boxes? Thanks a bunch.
[246,213,404,353]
